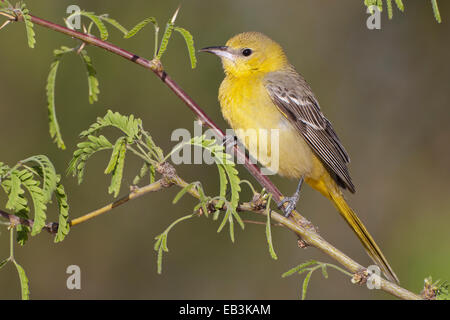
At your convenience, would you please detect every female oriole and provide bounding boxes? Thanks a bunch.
[200,32,399,284]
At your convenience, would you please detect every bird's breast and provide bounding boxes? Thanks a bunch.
[218,76,314,178]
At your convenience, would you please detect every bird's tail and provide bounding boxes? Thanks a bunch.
[328,189,400,284]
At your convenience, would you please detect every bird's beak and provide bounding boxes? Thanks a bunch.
[199,46,236,61]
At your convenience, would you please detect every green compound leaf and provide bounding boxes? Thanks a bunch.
[394,0,404,12]
[143,131,164,163]
[80,110,142,141]
[46,46,73,150]
[99,14,128,35]
[124,17,158,39]
[174,27,197,68]
[134,162,156,185]
[431,0,442,23]
[172,182,197,204]
[154,214,194,274]
[1,169,31,244]
[78,11,108,40]
[133,162,152,185]
[154,233,168,275]
[0,162,9,175]
[107,137,127,198]
[321,264,329,279]
[20,6,36,48]
[5,172,23,211]
[222,162,241,215]
[16,224,30,246]
[216,205,231,231]
[215,164,228,211]
[377,0,383,11]
[282,260,317,278]
[104,137,125,174]
[195,182,210,218]
[21,174,47,236]
[80,50,100,104]
[219,160,243,241]
[69,111,144,188]
[302,270,313,300]
[13,260,30,300]
[68,135,113,184]
[156,22,174,60]
[176,136,243,241]
[54,182,70,243]
[265,194,278,260]
[435,281,449,300]
[149,163,156,184]
[282,260,352,300]
[364,0,408,17]
[386,0,393,19]
[22,155,58,204]
[364,0,376,13]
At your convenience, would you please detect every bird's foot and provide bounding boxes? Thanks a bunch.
[277,177,304,217]
[277,196,299,217]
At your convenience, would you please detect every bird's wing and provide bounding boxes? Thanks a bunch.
[264,69,355,192]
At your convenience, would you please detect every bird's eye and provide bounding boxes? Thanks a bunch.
[242,48,252,57]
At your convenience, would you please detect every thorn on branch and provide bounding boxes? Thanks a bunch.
[0,19,11,30]
[171,4,181,24]
[0,10,17,21]
[76,42,86,55]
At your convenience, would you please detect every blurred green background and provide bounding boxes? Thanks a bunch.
[0,0,449,300]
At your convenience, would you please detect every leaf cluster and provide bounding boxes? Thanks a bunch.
[0,156,69,243]
[282,260,352,300]
[43,8,197,150]
[68,110,163,198]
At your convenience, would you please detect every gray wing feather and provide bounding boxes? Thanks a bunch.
[265,68,355,192]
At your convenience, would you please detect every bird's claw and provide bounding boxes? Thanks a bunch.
[277,196,297,217]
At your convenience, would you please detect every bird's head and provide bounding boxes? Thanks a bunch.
[200,32,288,77]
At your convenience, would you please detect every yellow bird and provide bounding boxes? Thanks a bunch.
[200,32,399,284]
